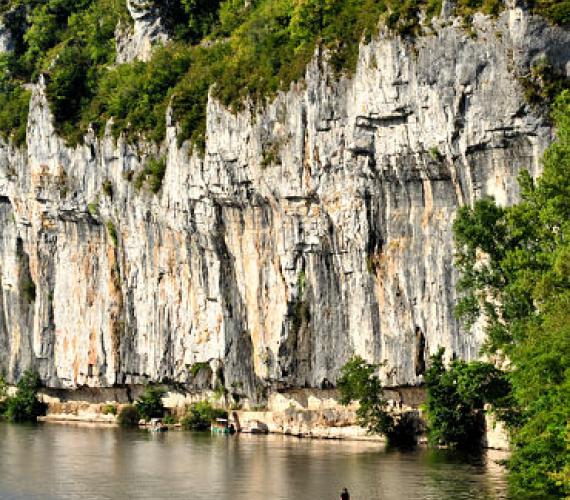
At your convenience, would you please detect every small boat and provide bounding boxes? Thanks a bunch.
[149,418,168,432]
[211,418,236,434]
[244,420,269,434]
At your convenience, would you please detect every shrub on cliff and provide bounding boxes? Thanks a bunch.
[135,386,166,421]
[117,405,139,427]
[337,356,418,447]
[4,369,47,422]
[133,156,167,194]
[181,401,226,431]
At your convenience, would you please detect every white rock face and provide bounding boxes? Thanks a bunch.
[115,0,169,63]
[0,20,13,53]
[0,9,568,400]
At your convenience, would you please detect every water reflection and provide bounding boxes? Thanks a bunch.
[0,422,508,499]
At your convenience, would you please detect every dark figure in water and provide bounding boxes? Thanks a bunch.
[340,487,350,500]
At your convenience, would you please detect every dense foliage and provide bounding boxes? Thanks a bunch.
[135,386,166,421]
[1,0,564,150]
[453,91,570,497]
[181,401,227,431]
[507,300,570,497]
[338,356,419,447]
[0,0,129,144]
[117,404,140,427]
[3,369,47,422]
[424,349,511,449]
[0,84,30,146]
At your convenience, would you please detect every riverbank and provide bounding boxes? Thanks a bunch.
[32,386,509,449]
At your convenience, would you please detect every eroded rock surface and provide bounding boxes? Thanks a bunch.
[115,0,169,63]
[0,8,568,400]
[0,20,13,53]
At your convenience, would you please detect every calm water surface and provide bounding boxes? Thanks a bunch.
[0,422,509,500]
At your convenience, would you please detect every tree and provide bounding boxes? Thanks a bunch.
[453,91,570,496]
[425,349,511,449]
[135,386,166,421]
[4,369,47,422]
[218,0,251,35]
[507,297,570,498]
[337,356,418,446]
[337,356,389,431]
[117,405,140,427]
[181,401,227,431]
[181,0,222,42]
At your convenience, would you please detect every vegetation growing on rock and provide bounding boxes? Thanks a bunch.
[0,0,565,150]
[106,220,118,247]
[134,156,167,194]
[21,276,36,303]
[189,361,210,378]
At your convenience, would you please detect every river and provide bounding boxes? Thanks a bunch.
[0,422,509,499]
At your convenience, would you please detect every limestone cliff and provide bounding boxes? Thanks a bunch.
[115,0,170,63]
[0,5,568,401]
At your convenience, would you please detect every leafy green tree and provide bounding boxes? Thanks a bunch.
[454,92,570,352]
[218,0,252,35]
[0,83,30,145]
[337,356,418,446]
[453,91,570,496]
[181,401,227,430]
[425,349,511,449]
[22,6,61,74]
[117,404,140,427]
[290,0,339,46]
[87,43,194,143]
[337,356,389,432]
[181,0,222,42]
[135,386,166,421]
[46,44,91,121]
[4,369,47,422]
[507,297,570,498]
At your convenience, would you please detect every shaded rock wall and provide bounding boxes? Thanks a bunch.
[0,7,568,400]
